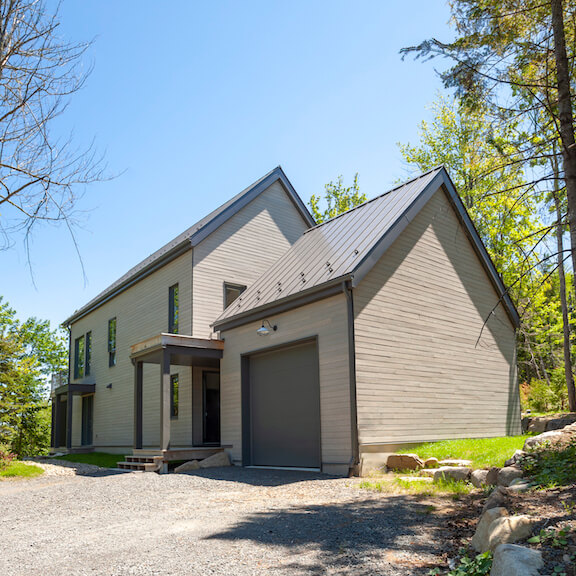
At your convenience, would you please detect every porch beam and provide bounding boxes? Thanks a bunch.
[160,348,171,451]
[134,360,143,449]
[66,388,73,450]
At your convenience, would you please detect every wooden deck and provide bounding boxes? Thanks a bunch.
[132,446,224,462]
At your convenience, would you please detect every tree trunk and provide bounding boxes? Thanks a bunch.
[551,0,576,291]
[552,178,576,411]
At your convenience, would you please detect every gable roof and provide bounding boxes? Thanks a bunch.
[65,166,315,325]
[213,167,520,331]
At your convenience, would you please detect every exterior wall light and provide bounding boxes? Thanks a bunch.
[257,320,277,336]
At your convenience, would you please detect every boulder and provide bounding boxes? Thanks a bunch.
[424,457,439,468]
[527,418,547,434]
[504,450,526,467]
[487,515,539,550]
[545,413,576,431]
[174,460,200,473]
[470,469,489,488]
[471,507,508,552]
[433,466,471,483]
[497,466,524,487]
[438,459,473,467]
[482,486,509,513]
[523,430,564,450]
[199,451,231,468]
[483,467,499,486]
[490,544,544,576]
[507,480,532,493]
[386,454,424,471]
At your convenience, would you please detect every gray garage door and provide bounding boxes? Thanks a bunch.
[249,340,320,468]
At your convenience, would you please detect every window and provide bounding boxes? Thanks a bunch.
[224,282,246,309]
[85,331,92,376]
[108,317,117,367]
[74,335,85,379]
[170,374,179,418]
[169,284,179,334]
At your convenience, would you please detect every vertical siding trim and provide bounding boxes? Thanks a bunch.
[346,281,360,473]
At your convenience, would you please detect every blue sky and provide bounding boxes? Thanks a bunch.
[2,1,453,328]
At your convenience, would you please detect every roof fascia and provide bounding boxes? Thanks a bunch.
[189,167,315,247]
[64,241,192,326]
[213,278,348,332]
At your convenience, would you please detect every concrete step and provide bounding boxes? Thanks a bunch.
[117,460,162,472]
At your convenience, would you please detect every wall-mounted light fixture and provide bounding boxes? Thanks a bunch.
[256,320,277,337]
[106,383,113,389]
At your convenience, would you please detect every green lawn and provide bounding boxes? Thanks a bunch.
[54,452,124,468]
[0,461,44,478]
[398,435,531,468]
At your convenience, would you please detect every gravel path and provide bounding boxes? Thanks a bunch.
[0,465,448,575]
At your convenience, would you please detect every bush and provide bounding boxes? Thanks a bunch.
[521,371,568,413]
[0,449,16,471]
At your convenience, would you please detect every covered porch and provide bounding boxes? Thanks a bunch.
[130,333,225,455]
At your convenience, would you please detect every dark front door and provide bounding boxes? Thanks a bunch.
[202,371,220,444]
[81,395,94,446]
[249,340,320,468]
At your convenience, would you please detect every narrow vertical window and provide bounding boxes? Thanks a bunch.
[85,331,92,376]
[74,335,85,379]
[108,317,117,367]
[169,284,179,334]
[170,374,179,418]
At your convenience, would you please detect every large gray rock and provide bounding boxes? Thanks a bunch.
[470,469,489,488]
[487,515,538,550]
[491,544,544,576]
[507,480,532,493]
[471,507,508,553]
[545,413,576,431]
[424,457,439,468]
[497,466,524,487]
[483,487,509,513]
[174,460,200,473]
[433,466,471,483]
[505,450,526,467]
[199,451,231,468]
[386,454,424,471]
[485,467,500,486]
[527,418,547,434]
[523,430,564,450]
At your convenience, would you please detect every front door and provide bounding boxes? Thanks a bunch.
[202,371,220,444]
[81,395,94,446]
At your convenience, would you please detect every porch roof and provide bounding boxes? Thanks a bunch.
[130,333,224,366]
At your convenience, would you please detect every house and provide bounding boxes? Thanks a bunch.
[51,166,521,475]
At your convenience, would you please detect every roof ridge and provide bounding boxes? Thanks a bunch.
[303,165,444,234]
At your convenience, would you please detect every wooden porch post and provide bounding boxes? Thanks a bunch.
[66,388,73,450]
[160,349,171,451]
[134,360,143,449]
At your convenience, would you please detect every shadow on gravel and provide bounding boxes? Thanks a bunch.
[206,494,442,574]
[176,466,335,486]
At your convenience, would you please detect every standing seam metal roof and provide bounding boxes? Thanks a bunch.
[215,167,445,325]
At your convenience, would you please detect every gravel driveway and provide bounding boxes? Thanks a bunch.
[0,463,448,575]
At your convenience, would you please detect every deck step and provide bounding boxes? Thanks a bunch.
[117,456,163,472]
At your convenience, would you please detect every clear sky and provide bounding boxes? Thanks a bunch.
[1,0,453,329]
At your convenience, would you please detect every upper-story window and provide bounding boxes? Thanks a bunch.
[224,282,246,309]
[169,284,179,334]
[74,331,92,379]
[108,317,117,367]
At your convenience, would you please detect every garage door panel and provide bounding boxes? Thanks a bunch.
[250,341,320,468]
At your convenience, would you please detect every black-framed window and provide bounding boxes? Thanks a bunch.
[108,317,117,367]
[171,374,179,418]
[169,284,179,334]
[74,335,85,379]
[224,282,246,309]
[85,331,92,376]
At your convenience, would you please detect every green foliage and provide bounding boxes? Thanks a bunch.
[398,436,530,468]
[0,297,67,456]
[521,372,569,413]
[0,461,44,478]
[527,526,570,548]
[309,173,367,223]
[359,475,473,497]
[521,438,576,488]
[55,452,124,468]
[429,551,492,576]
[0,448,16,471]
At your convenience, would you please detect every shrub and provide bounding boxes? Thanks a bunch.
[521,438,576,487]
[0,449,16,471]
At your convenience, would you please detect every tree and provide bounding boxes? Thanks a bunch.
[0,0,103,251]
[0,297,67,455]
[309,173,367,223]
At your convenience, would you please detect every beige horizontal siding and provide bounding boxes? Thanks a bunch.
[68,250,193,449]
[353,187,520,447]
[219,294,352,468]
[192,181,309,339]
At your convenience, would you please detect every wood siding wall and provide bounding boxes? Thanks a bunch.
[219,294,352,472]
[68,251,193,449]
[192,181,309,339]
[353,188,521,447]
